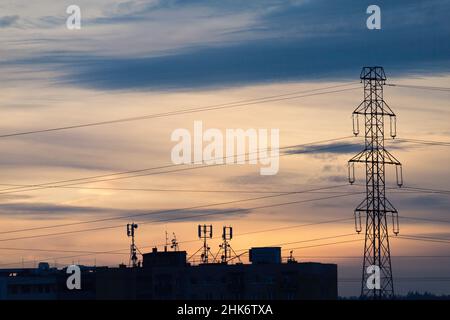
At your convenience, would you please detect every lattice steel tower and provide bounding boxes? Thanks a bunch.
[348,67,403,299]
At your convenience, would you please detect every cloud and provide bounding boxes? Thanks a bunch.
[4,0,450,90]
[0,202,114,219]
[321,175,349,184]
[284,142,364,156]
[406,231,450,239]
[149,208,251,223]
[396,194,450,210]
[0,15,19,28]
[11,31,450,91]
[284,140,409,159]
[0,202,250,221]
[223,170,306,188]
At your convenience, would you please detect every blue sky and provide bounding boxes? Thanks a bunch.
[2,0,450,89]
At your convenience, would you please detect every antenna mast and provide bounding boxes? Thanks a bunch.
[198,224,213,264]
[215,226,242,264]
[127,223,139,268]
[171,232,179,251]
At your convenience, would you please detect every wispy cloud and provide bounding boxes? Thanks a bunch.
[0,15,19,28]
[284,142,364,156]
[3,0,450,90]
[0,202,250,221]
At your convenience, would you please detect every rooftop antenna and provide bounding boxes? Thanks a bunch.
[127,223,140,268]
[165,231,169,252]
[171,232,179,251]
[215,226,241,264]
[198,224,213,264]
[287,250,297,263]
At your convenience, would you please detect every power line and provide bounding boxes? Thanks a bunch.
[285,255,450,259]
[1,134,446,197]
[281,233,450,251]
[0,218,353,265]
[283,239,363,251]
[386,83,450,92]
[221,239,364,258]
[0,233,366,267]
[296,234,450,246]
[0,136,355,195]
[1,180,448,196]
[0,248,133,268]
[0,184,359,194]
[356,183,450,196]
[190,233,450,262]
[0,190,365,242]
[0,183,448,240]
[0,84,359,139]
[0,219,353,257]
[234,218,353,237]
[399,234,450,242]
[2,135,445,197]
[1,227,448,268]
[397,235,450,244]
[0,247,128,255]
[401,186,450,195]
[0,184,353,236]
[403,186,450,194]
[339,277,450,283]
[392,138,450,147]
[194,234,363,261]
[3,220,449,258]
[234,234,361,255]
[399,216,450,224]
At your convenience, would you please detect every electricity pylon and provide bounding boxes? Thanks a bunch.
[348,67,403,299]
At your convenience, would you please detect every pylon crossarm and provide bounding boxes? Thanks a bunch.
[360,66,386,80]
[355,198,368,211]
[350,151,400,165]
[353,110,393,116]
[381,101,396,117]
[353,101,366,114]
[385,198,398,213]
[349,149,367,163]
[383,149,401,166]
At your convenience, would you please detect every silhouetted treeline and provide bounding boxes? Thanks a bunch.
[340,291,450,300]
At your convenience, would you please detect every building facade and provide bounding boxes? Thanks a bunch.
[0,247,337,300]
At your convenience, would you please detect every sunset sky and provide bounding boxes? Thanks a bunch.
[0,0,449,297]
